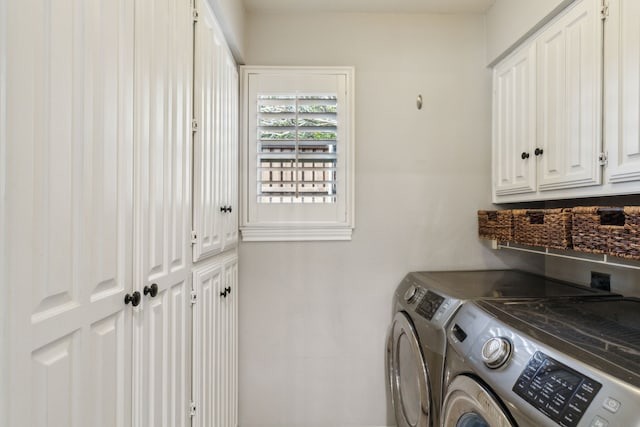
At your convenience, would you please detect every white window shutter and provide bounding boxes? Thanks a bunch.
[240,67,355,241]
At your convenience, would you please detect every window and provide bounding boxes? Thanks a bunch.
[240,67,355,241]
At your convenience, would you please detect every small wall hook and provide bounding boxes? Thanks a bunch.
[416,94,423,110]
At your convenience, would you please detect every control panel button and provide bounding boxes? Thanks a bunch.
[580,380,598,396]
[481,337,512,369]
[602,397,621,414]
[562,408,581,427]
[590,416,609,427]
[403,285,417,303]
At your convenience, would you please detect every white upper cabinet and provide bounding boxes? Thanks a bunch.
[492,43,537,196]
[192,0,239,262]
[536,0,602,192]
[492,0,604,202]
[604,0,640,184]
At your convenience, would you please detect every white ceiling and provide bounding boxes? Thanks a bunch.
[243,0,497,14]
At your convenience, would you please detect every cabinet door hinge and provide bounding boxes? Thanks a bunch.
[191,230,198,244]
[189,401,197,417]
[601,0,609,20]
[191,118,199,133]
[599,151,608,167]
[192,9,199,22]
[191,290,197,305]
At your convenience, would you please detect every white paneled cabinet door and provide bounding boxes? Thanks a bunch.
[492,43,537,197]
[222,57,240,248]
[192,253,238,427]
[536,0,602,192]
[605,0,640,183]
[5,0,134,425]
[193,0,239,261]
[133,0,193,425]
[193,0,224,261]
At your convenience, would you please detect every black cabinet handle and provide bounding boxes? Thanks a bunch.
[220,206,232,213]
[144,283,158,298]
[534,148,544,156]
[124,291,141,307]
[227,206,232,213]
[521,152,530,159]
[220,286,232,298]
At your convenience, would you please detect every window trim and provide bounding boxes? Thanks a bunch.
[239,66,355,241]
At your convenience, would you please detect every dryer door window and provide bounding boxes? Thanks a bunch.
[456,413,489,427]
[388,312,431,427]
[442,376,514,427]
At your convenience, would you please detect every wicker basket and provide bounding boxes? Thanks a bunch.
[478,210,513,241]
[573,206,640,259]
[512,208,572,249]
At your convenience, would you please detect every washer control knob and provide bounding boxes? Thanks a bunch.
[404,285,418,303]
[481,337,512,369]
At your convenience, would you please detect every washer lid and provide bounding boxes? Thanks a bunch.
[409,270,617,300]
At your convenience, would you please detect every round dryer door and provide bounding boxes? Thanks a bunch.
[442,376,514,427]
[387,312,432,427]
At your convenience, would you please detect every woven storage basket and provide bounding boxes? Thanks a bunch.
[512,208,572,249]
[573,206,640,259]
[477,210,513,241]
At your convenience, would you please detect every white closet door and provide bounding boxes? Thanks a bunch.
[192,253,238,427]
[193,0,225,261]
[222,57,239,249]
[224,255,239,427]
[5,0,134,425]
[192,260,224,427]
[133,0,193,425]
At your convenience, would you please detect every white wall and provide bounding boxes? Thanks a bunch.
[239,11,529,427]
[485,0,573,65]
[0,0,6,423]
[206,0,246,61]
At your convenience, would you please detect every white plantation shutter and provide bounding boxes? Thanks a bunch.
[257,94,337,203]
[241,67,355,241]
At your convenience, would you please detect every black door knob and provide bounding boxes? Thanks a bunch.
[124,291,141,307]
[220,289,228,298]
[220,206,226,213]
[144,283,158,298]
[227,206,232,213]
[534,148,544,156]
[521,152,530,159]
[225,286,231,295]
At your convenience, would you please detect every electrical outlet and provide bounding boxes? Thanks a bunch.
[590,271,611,292]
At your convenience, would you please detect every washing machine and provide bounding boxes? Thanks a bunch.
[385,270,615,427]
[442,297,640,427]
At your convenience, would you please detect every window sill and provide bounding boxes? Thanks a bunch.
[240,226,353,242]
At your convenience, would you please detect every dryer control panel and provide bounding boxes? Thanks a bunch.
[415,291,445,321]
[514,351,602,427]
